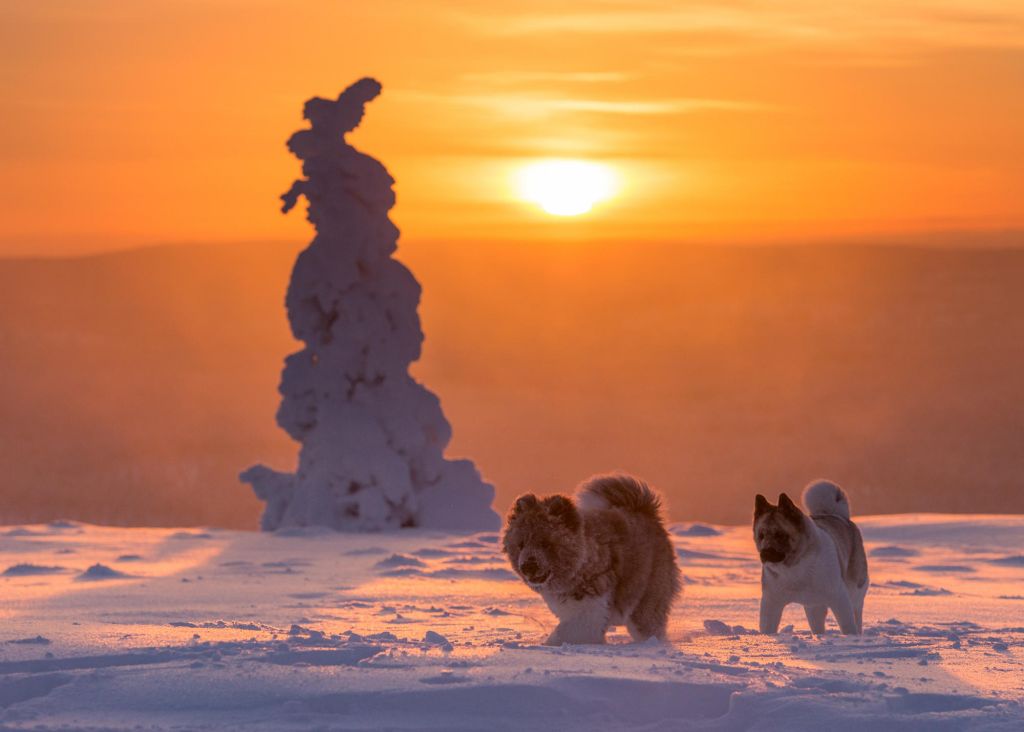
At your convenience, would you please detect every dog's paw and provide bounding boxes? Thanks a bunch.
[543,631,563,646]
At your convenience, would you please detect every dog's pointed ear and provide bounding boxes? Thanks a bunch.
[754,494,772,516]
[778,492,802,519]
[544,495,580,531]
[511,494,539,516]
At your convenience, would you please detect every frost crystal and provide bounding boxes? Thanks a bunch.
[241,79,497,532]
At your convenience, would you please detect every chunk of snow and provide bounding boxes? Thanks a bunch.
[703,620,733,636]
[422,630,452,649]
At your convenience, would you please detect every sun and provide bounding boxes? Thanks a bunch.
[516,159,618,216]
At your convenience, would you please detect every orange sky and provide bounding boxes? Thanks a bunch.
[1,0,1023,256]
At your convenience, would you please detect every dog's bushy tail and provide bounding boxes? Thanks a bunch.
[576,473,663,520]
[802,479,851,520]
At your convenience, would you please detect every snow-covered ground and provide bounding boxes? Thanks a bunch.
[1,515,1022,730]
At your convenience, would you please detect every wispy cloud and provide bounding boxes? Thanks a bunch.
[393,90,767,119]
[451,1,1024,54]
[460,71,633,85]
[452,5,841,46]
[536,97,764,115]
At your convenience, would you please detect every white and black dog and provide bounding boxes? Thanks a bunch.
[753,480,869,635]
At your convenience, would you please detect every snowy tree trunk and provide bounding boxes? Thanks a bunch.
[241,79,498,532]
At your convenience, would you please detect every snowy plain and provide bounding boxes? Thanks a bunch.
[1,515,1022,730]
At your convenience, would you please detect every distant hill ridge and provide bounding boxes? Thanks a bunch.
[2,240,1023,527]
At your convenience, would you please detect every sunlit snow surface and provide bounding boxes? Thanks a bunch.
[1,516,1022,730]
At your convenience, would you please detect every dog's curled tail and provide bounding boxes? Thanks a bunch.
[576,473,663,519]
[802,479,851,520]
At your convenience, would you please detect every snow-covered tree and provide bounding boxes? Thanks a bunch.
[241,79,498,532]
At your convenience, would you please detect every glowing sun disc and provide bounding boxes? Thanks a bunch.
[516,159,618,216]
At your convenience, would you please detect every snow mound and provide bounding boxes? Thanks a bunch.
[2,563,65,576]
[673,523,722,537]
[871,545,919,558]
[6,635,51,645]
[375,554,426,570]
[240,79,497,533]
[990,555,1024,567]
[75,563,130,581]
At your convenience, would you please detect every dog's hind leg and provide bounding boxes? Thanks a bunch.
[626,601,667,642]
[804,604,827,635]
[828,591,859,635]
[852,585,866,633]
[626,580,676,642]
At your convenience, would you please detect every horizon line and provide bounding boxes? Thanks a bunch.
[1,227,1024,263]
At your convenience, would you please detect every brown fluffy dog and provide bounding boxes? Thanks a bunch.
[502,474,681,645]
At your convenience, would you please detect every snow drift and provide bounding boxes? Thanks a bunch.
[241,79,497,532]
[1,515,1022,730]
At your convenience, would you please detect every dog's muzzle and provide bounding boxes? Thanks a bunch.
[519,557,550,585]
[759,547,785,564]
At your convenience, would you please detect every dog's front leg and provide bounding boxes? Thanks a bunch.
[759,592,784,634]
[544,595,610,645]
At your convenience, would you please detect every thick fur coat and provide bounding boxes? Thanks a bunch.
[753,480,869,635]
[503,474,681,645]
